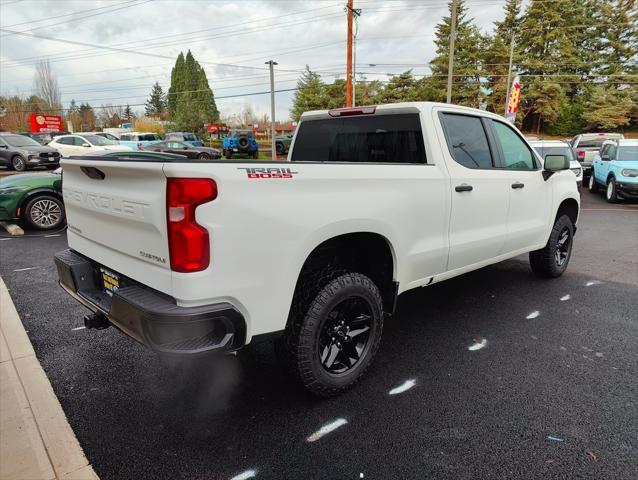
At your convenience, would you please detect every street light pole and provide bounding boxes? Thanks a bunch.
[446,0,458,104]
[265,60,278,160]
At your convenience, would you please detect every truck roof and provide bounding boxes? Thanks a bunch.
[299,102,508,122]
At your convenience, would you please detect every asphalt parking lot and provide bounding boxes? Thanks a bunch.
[1,192,636,480]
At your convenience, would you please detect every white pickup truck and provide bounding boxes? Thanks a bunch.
[55,102,579,396]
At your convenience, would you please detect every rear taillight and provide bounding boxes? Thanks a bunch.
[166,178,217,273]
[577,150,585,159]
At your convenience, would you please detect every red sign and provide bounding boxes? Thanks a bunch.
[29,113,63,133]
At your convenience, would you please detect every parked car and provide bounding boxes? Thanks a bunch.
[222,129,259,159]
[48,134,132,157]
[118,132,162,150]
[0,167,65,230]
[0,133,61,171]
[165,132,204,147]
[84,150,188,161]
[275,132,294,155]
[588,139,638,202]
[570,133,624,178]
[141,140,220,159]
[55,102,579,397]
[528,140,583,190]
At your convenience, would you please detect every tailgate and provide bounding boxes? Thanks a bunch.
[61,159,172,294]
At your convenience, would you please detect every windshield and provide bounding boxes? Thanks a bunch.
[83,135,117,146]
[535,146,575,161]
[617,146,638,162]
[3,134,42,147]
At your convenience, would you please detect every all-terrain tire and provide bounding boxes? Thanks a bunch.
[529,214,574,278]
[606,178,619,203]
[279,271,384,397]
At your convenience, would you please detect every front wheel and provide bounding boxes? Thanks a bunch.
[197,153,210,160]
[279,272,384,397]
[606,178,618,203]
[12,156,26,172]
[529,214,574,278]
[588,174,599,193]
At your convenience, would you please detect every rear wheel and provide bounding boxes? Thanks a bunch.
[279,271,384,397]
[198,153,210,160]
[588,174,599,193]
[24,195,65,230]
[12,155,26,172]
[529,214,574,278]
[606,178,618,203]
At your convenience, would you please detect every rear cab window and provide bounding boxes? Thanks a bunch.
[291,113,426,164]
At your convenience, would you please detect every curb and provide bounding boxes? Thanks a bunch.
[0,276,98,480]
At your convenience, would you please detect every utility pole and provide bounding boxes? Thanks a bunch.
[346,0,354,107]
[446,0,458,104]
[504,33,516,116]
[265,60,278,160]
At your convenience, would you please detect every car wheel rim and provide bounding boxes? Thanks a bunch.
[318,296,373,375]
[554,226,571,267]
[589,176,594,189]
[14,158,25,169]
[30,199,62,228]
[607,182,613,199]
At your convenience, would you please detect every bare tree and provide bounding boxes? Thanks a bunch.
[33,60,61,114]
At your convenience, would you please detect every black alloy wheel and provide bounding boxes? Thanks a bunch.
[318,297,373,374]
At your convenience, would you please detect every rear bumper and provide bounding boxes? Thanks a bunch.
[54,249,246,356]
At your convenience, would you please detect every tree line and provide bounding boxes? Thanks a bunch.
[291,0,637,134]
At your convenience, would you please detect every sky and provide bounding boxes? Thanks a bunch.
[0,0,510,122]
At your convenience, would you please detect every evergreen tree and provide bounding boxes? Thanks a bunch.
[355,79,383,105]
[168,52,185,117]
[322,78,347,109]
[290,66,325,121]
[582,85,633,130]
[145,82,167,117]
[123,104,133,122]
[78,103,96,131]
[169,50,218,132]
[517,0,597,132]
[426,0,485,107]
[376,71,422,103]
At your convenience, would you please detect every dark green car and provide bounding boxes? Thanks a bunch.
[0,169,65,230]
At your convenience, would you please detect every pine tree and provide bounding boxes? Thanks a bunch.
[145,82,167,117]
[168,52,185,117]
[426,0,485,107]
[78,103,96,131]
[169,51,218,132]
[376,71,422,103]
[583,85,633,130]
[290,66,325,121]
[123,104,133,122]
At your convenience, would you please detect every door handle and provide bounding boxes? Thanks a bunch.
[455,184,473,192]
[511,182,525,189]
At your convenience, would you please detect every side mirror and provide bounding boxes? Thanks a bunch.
[82,143,91,148]
[601,154,610,161]
[543,154,569,180]
[0,145,7,149]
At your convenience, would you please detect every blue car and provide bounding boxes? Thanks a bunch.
[223,130,259,159]
[588,139,638,202]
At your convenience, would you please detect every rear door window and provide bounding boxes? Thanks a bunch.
[440,113,494,169]
[291,113,426,164]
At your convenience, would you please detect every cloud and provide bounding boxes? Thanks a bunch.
[1,0,510,120]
